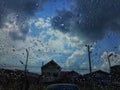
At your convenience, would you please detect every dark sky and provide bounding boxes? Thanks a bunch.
[1,0,120,41]
[0,0,47,40]
[52,0,120,41]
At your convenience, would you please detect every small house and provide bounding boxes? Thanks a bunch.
[41,60,61,82]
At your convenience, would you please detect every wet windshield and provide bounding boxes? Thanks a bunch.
[0,0,120,90]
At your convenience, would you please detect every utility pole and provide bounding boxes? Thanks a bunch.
[24,49,29,90]
[107,52,113,72]
[107,52,114,85]
[25,49,29,76]
[85,45,93,90]
[85,45,92,73]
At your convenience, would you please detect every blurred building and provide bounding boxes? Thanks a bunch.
[84,70,110,87]
[110,65,120,79]
[60,70,82,83]
[84,70,109,79]
[41,60,61,82]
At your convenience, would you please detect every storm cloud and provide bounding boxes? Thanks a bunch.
[51,0,120,41]
[0,0,47,40]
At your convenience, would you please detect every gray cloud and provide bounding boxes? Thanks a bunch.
[51,0,120,41]
[0,0,47,40]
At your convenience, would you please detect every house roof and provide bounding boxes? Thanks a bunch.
[84,70,109,77]
[94,70,109,75]
[41,60,61,69]
[110,65,120,74]
[60,71,70,76]
[60,70,81,77]
[110,65,120,69]
[69,70,79,75]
